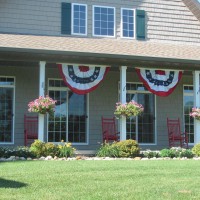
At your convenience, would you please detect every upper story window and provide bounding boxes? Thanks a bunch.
[72,3,87,35]
[93,5,115,37]
[121,8,135,39]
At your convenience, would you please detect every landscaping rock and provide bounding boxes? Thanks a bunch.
[141,158,149,161]
[45,156,52,160]
[19,157,26,160]
[134,157,142,160]
[27,157,32,161]
[39,156,45,160]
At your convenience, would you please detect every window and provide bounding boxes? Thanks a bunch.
[121,8,135,39]
[48,79,88,144]
[72,3,87,35]
[183,85,194,144]
[0,77,15,144]
[120,83,156,144]
[93,5,115,37]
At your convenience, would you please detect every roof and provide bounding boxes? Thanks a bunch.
[183,0,200,21]
[0,34,200,64]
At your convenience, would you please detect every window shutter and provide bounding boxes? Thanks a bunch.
[136,10,146,40]
[61,3,71,35]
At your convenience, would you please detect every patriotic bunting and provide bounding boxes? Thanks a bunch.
[57,64,110,95]
[135,68,183,97]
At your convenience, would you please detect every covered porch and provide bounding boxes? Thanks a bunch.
[0,34,200,151]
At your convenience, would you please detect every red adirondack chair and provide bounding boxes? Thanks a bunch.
[24,114,38,146]
[101,117,119,142]
[167,118,188,148]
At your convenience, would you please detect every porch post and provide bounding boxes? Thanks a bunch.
[119,66,127,141]
[193,71,200,144]
[38,61,46,142]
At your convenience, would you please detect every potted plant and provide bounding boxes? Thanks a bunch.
[114,100,144,119]
[190,107,200,120]
[28,95,57,115]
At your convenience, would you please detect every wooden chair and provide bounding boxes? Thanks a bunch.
[101,117,119,142]
[167,118,188,148]
[24,114,38,146]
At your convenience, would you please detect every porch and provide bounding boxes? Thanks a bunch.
[0,34,200,151]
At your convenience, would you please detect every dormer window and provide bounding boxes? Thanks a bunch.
[93,5,115,37]
[121,8,136,39]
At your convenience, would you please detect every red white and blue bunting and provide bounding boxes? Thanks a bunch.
[135,68,183,97]
[57,64,110,95]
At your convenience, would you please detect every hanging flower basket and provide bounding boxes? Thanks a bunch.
[114,100,144,119]
[28,95,57,115]
[190,107,200,121]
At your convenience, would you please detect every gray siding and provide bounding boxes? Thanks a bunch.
[0,0,200,44]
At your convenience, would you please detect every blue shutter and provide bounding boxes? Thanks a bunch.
[136,10,146,40]
[61,3,71,35]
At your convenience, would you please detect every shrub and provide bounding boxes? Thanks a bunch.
[180,149,193,158]
[58,141,76,157]
[192,143,200,156]
[143,150,160,158]
[44,143,59,157]
[160,149,175,158]
[30,140,46,158]
[96,142,120,157]
[0,146,35,158]
[112,139,140,158]
[160,147,194,158]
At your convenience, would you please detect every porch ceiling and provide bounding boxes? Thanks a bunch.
[0,34,200,70]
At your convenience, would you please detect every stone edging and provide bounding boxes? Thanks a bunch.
[1,155,200,162]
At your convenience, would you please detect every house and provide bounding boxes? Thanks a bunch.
[0,0,200,153]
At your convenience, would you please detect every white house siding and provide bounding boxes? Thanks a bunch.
[0,0,200,44]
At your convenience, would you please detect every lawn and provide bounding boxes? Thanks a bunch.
[1,160,200,200]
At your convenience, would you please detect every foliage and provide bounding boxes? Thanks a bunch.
[96,142,120,157]
[44,142,59,157]
[28,95,57,115]
[114,101,144,119]
[112,139,140,158]
[58,141,76,157]
[192,143,200,156]
[142,149,160,158]
[30,140,46,158]
[160,147,193,158]
[0,146,35,158]
[30,140,75,158]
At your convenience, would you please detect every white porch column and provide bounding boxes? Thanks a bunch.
[193,71,200,144]
[119,66,127,141]
[38,61,46,142]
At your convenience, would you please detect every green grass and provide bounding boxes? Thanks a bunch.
[1,160,200,200]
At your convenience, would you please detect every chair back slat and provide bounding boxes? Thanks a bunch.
[101,117,118,142]
[167,118,188,148]
[24,114,38,146]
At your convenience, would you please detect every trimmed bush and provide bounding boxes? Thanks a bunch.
[112,139,140,158]
[192,143,200,156]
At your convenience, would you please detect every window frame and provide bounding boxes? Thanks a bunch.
[183,85,194,145]
[119,82,157,145]
[121,8,136,39]
[71,3,87,36]
[47,78,89,145]
[92,5,116,38]
[0,76,15,145]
